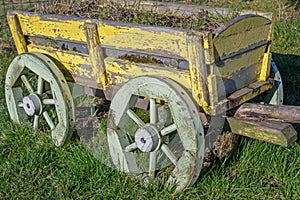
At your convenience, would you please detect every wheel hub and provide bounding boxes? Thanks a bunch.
[22,93,42,116]
[134,125,160,153]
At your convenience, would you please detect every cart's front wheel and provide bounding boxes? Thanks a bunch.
[5,52,75,146]
[107,76,204,192]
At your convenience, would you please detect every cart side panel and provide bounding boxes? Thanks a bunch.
[212,15,272,95]
[98,23,189,60]
[7,11,192,89]
[7,11,101,88]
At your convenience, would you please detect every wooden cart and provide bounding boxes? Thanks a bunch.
[5,0,298,192]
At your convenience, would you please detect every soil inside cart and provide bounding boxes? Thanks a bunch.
[35,0,237,32]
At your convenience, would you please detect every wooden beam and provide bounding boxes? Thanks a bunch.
[235,103,300,123]
[227,117,297,147]
[186,32,209,111]
[226,81,273,110]
[7,14,28,54]
[84,23,107,87]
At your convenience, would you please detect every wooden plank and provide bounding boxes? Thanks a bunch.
[222,63,259,95]
[84,23,107,87]
[187,32,209,111]
[10,10,190,60]
[104,57,192,90]
[26,44,102,87]
[216,45,266,77]
[14,11,88,42]
[247,81,272,90]
[7,14,28,54]
[207,74,219,106]
[216,45,267,93]
[227,117,297,147]
[228,87,253,101]
[226,81,273,109]
[213,15,271,59]
[259,53,271,81]
[235,103,300,123]
[99,23,189,60]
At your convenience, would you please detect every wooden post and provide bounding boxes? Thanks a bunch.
[7,14,28,54]
[84,23,107,87]
[186,32,209,111]
[226,102,300,147]
[227,117,297,147]
[235,103,300,123]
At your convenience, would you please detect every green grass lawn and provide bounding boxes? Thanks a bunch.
[0,1,299,199]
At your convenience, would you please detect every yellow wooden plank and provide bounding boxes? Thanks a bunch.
[259,53,271,81]
[207,74,219,106]
[186,32,209,112]
[227,117,297,147]
[99,24,189,60]
[84,23,107,87]
[213,15,271,59]
[7,14,28,54]
[17,13,88,42]
[27,45,101,87]
[104,57,192,91]
[14,11,189,60]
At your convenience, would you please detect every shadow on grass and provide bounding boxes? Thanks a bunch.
[273,53,300,142]
[272,53,300,105]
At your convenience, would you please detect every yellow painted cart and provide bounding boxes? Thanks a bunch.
[5,1,297,192]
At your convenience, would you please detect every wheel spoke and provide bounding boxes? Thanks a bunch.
[149,151,157,178]
[125,143,138,152]
[161,144,177,166]
[126,109,145,127]
[21,75,34,93]
[37,76,44,95]
[33,115,39,129]
[42,99,56,105]
[150,98,158,124]
[43,111,55,130]
[161,123,177,136]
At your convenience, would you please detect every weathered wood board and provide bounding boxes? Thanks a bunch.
[227,117,297,147]
[235,103,300,123]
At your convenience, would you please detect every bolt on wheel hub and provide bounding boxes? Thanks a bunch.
[134,125,160,152]
[22,93,42,116]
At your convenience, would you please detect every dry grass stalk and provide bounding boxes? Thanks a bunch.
[35,0,237,31]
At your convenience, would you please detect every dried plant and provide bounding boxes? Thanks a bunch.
[35,0,236,31]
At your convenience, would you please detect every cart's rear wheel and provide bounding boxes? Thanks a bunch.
[267,60,284,105]
[5,52,75,146]
[107,76,204,192]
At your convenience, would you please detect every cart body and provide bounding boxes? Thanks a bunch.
[7,1,275,115]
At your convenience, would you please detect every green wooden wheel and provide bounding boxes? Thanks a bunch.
[5,52,75,146]
[107,76,204,192]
